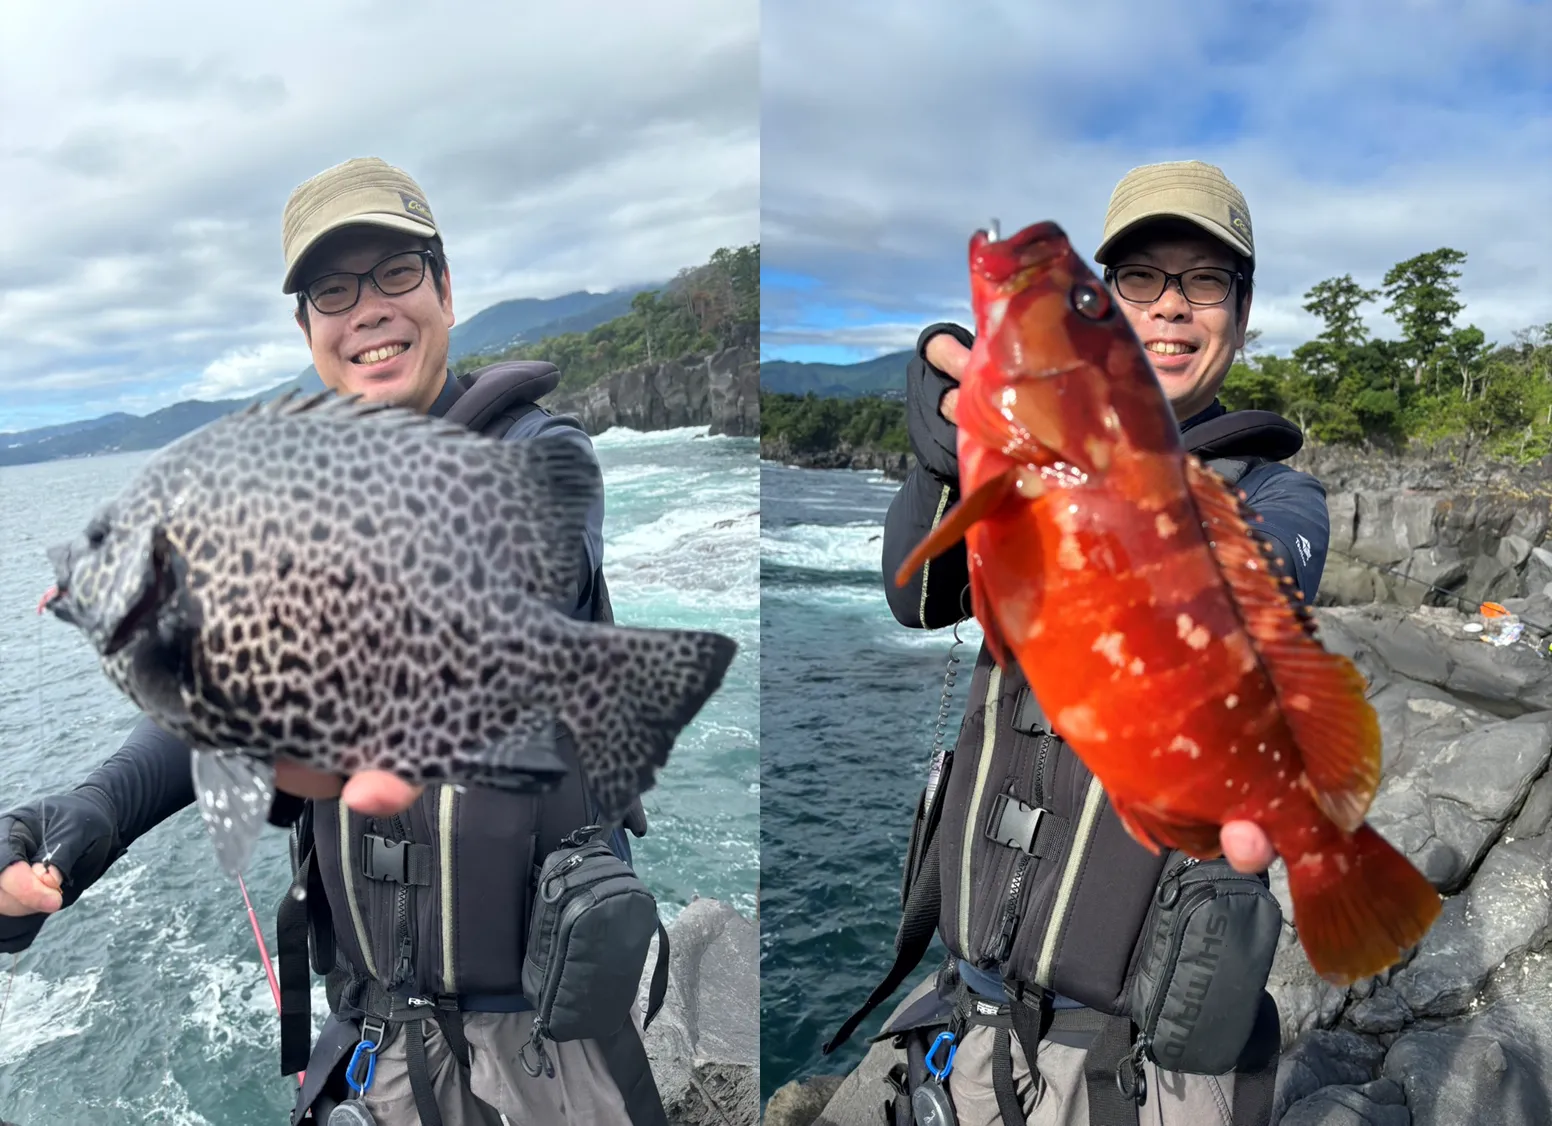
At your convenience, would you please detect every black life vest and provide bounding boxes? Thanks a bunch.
[274,360,638,1080]
[828,408,1306,1126]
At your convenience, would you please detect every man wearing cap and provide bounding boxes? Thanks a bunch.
[855,161,1327,1125]
[0,157,667,1126]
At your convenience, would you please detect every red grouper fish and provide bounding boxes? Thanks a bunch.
[896,219,1441,987]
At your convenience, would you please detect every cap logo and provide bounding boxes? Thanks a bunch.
[399,192,434,223]
[1227,205,1251,240]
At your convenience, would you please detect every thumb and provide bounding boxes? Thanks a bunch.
[0,860,64,916]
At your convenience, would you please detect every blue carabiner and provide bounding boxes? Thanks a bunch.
[925,1030,958,1081]
[344,1038,379,1096]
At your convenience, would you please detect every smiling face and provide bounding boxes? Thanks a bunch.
[1105,220,1252,421]
[294,225,456,414]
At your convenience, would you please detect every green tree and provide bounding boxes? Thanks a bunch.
[1382,248,1468,391]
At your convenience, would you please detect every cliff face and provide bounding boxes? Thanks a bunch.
[546,346,758,437]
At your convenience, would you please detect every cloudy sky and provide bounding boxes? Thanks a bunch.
[0,0,758,432]
[762,0,1551,366]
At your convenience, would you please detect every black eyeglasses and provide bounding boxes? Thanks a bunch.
[1106,263,1243,307]
[302,250,436,315]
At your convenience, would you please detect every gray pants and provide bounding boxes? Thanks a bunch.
[812,977,1246,1126]
[341,1007,658,1125]
[944,1021,1241,1126]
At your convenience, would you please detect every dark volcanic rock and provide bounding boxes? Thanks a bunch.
[548,345,758,438]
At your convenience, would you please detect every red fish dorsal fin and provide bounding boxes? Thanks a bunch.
[1183,456,1381,833]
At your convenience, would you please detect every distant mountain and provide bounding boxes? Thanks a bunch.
[759,350,912,399]
[1,287,661,468]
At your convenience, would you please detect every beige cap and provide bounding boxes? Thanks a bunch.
[1094,160,1253,266]
[281,156,439,293]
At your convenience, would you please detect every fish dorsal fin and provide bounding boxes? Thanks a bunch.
[1183,454,1381,833]
[254,389,478,443]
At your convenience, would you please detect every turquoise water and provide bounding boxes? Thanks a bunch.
[759,461,980,1100]
[0,426,758,1125]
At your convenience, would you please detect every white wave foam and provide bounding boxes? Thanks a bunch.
[761,521,884,574]
[0,963,101,1067]
[592,424,722,448]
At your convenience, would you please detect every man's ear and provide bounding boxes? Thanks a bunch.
[294,306,311,344]
[441,265,455,329]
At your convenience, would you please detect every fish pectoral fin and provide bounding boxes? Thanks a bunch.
[1184,455,1382,834]
[451,709,573,794]
[1110,795,1224,859]
[892,466,1020,589]
[190,750,277,879]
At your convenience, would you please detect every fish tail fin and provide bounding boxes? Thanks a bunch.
[553,625,739,823]
[1284,822,1442,988]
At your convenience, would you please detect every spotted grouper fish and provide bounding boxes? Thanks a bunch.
[896,220,1441,986]
[39,391,738,878]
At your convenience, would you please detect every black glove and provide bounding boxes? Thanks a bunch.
[0,786,126,953]
[906,322,975,484]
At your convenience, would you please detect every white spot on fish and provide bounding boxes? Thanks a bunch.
[1269,797,1283,810]
[1092,631,1127,667]
[1169,735,1201,759]
[1335,854,1350,874]
[1272,751,1281,762]
[1257,742,1267,753]
[1225,694,1239,709]
[985,297,1009,337]
[1289,694,1312,712]
[1176,614,1194,638]
[1129,658,1146,675]
[1241,782,1251,794]
[1103,408,1121,433]
[1185,624,1211,650]
[1058,535,1085,571]
[1155,513,1178,538]
[1057,704,1106,742]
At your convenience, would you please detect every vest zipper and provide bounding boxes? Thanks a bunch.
[988,731,1056,964]
[389,812,414,990]
[959,665,1003,956]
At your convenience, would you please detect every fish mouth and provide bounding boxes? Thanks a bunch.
[972,220,1072,288]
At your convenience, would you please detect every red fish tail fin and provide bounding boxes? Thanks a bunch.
[1284,822,1442,988]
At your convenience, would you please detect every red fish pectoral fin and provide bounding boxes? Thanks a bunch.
[892,467,1020,589]
[1284,822,1442,987]
[1109,795,1225,859]
[1183,456,1382,833]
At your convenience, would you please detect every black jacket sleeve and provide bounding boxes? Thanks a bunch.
[881,322,976,629]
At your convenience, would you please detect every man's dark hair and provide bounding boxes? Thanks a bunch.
[295,233,448,334]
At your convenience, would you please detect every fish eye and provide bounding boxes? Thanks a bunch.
[85,516,110,547]
[1071,283,1112,320]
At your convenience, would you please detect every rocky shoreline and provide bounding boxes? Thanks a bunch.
[758,437,912,479]
[768,599,1552,1126]
[548,345,759,438]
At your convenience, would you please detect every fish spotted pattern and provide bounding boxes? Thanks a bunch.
[897,221,1441,986]
[41,391,737,877]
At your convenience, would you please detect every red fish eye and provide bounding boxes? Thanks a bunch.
[1071,283,1111,320]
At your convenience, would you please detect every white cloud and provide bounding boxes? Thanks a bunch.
[760,0,1551,363]
[183,341,316,402]
[0,0,758,432]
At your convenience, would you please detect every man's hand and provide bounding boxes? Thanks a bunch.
[1221,820,1276,874]
[274,761,424,818]
[0,861,62,918]
[924,333,971,424]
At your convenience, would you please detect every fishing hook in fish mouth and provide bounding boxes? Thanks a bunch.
[985,218,1001,242]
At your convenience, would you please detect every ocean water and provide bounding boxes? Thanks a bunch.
[0,425,758,1125]
[759,461,982,1100]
